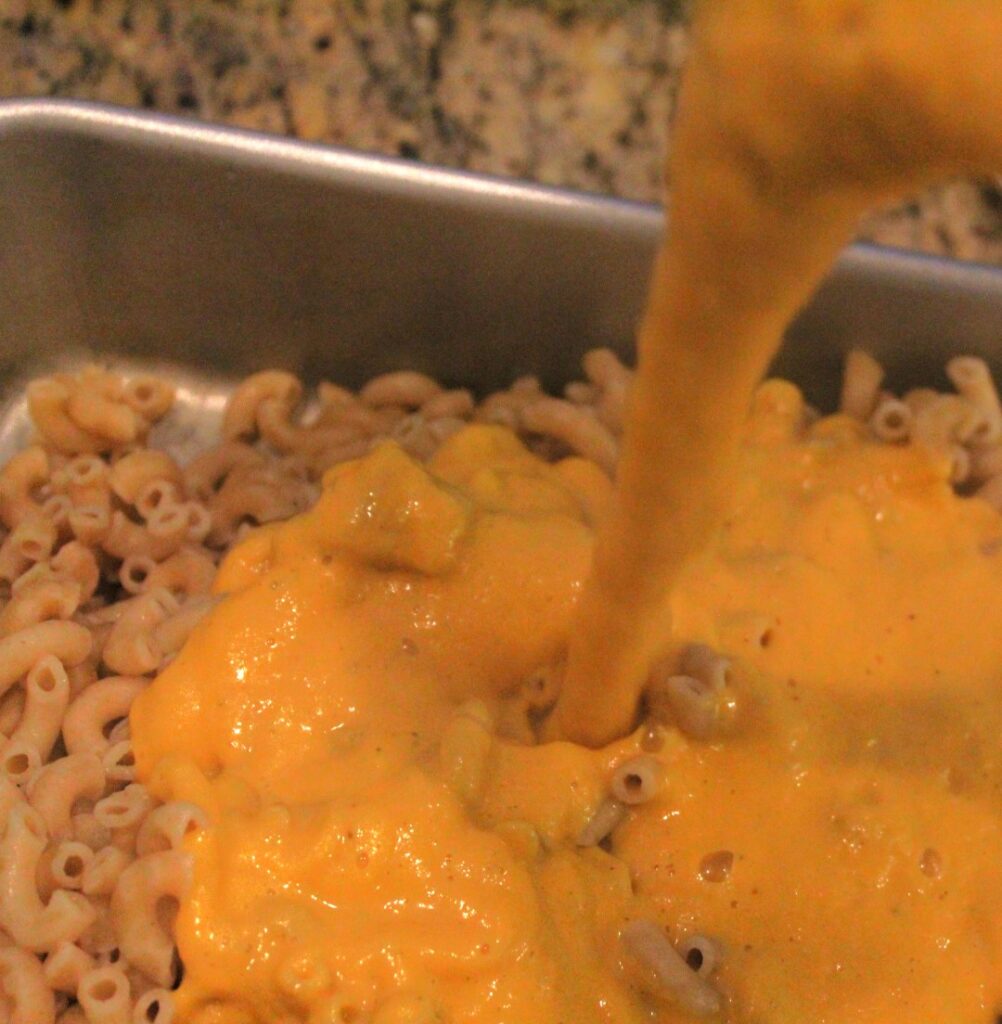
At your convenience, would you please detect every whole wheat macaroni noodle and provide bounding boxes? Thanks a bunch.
[44,939,97,994]
[76,964,133,1024]
[0,446,50,528]
[1,741,41,787]
[0,579,83,638]
[0,944,57,1023]
[107,451,183,508]
[61,679,147,758]
[48,841,94,891]
[109,850,191,989]
[6,655,70,760]
[0,804,95,951]
[0,622,91,700]
[80,848,131,901]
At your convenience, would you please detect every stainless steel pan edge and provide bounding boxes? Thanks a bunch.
[2,98,1002,429]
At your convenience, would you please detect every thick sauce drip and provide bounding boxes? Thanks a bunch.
[556,0,1002,744]
[130,2,1002,1020]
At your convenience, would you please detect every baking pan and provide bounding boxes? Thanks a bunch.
[2,98,1002,458]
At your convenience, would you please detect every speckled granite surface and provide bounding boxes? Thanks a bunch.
[2,0,1001,264]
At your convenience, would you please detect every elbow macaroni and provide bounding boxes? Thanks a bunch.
[5,655,70,760]
[0,446,50,528]
[110,850,192,988]
[102,593,179,677]
[0,579,83,638]
[0,356,997,1020]
[0,945,57,1023]
[0,804,96,951]
[28,753,106,841]
[0,622,91,702]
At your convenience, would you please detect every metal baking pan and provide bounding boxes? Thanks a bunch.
[2,98,1002,458]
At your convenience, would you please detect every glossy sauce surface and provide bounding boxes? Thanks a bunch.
[133,412,1002,1021]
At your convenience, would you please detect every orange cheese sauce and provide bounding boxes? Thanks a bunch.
[557,0,1002,744]
[131,1,1002,1020]
[132,408,1002,1022]
[133,431,650,1023]
[631,393,1002,1021]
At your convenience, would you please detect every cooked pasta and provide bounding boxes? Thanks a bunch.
[9,655,70,760]
[76,964,132,1024]
[80,848,131,901]
[610,755,665,805]
[0,579,83,638]
[0,804,96,951]
[109,851,190,989]
[576,797,627,847]
[0,944,57,1023]
[44,939,98,994]
[48,842,94,891]
[0,447,51,528]
[620,919,721,1016]
[0,352,997,1022]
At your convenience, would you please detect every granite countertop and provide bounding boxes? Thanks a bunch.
[2,0,1001,264]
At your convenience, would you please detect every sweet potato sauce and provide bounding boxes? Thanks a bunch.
[557,0,1002,743]
[132,2,1002,1021]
